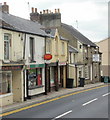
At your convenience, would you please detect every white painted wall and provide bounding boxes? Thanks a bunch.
[25,34,45,65]
[1,29,24,62]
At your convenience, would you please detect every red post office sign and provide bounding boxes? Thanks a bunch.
[44,54,52,60]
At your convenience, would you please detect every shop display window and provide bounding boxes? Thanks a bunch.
[28,68,42,89]
[0,72,12,95]
[50,67,55,86]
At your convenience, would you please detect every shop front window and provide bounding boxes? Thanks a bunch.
[0,72,12,95]
[50,67,55,86]
[28,68,42,89]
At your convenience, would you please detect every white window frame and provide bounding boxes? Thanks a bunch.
[85,65,90,79]
[46,39,51,54]
[4,34,10,61]
[29,37,35,62]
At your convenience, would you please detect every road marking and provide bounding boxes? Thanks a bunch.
[82,98,98,106]
[102,92,110,97]
[1,84,109,117]
[52,110,72,120]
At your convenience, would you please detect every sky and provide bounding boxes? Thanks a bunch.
[1,0,109,42]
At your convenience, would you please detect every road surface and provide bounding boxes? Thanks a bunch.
[2,84,110,119]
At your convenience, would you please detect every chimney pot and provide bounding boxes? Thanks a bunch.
[58,9,60,13]
[43,10,45,14]
[35,8,37,13]
[40,11,42,14]
[31,7,34,13]
[46,9,49,14]
[4,2,6,5]
[55,9,57,13]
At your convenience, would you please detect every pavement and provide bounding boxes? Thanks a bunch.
[1,82,105,113]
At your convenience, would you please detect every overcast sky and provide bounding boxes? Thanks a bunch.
[1,0,109,42]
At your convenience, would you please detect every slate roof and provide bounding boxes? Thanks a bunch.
[61,23,97,47]
[0,11,47,37]
[45,28,68,41]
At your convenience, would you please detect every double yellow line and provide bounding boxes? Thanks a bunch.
[1,84,109,117]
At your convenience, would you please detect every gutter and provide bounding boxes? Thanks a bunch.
[0,27,48,38]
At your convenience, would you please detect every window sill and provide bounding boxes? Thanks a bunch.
[30,60,36,63]
[85,78,90,80]
[3,60,10,63]
[46,52,51,54]
[29,85,44,90]
[0,93,13,98]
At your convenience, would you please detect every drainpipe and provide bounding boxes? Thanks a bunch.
[44,36,47,95]
[75,65,78,87]
[23,33,26,101]
[55,60,59,91]
[45,63,47,95]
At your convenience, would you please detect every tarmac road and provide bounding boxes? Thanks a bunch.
[2,85,109,119]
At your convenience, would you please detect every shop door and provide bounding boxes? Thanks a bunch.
[46,67,50,92]
[60,66,63,87]
[54,66,58,91]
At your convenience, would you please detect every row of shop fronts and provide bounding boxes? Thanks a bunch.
[0,65,24,106]
[45,62,67,93]
[1,61,101,106]
[0,61,67,106]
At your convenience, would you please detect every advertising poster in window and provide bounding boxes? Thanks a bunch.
[28,69,37,89]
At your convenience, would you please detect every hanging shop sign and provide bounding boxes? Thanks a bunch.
[44,54,52,60]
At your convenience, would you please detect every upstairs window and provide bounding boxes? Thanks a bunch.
[85,65,90,79]
[46,39,51,53]
[55,36,58,55]
[61,42,65,55]
[4,34,10,60]
[79,45,82,49]
[30,37,34,62]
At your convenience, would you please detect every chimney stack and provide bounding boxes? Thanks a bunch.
[30,7,61,28]
[1,2,9,13]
